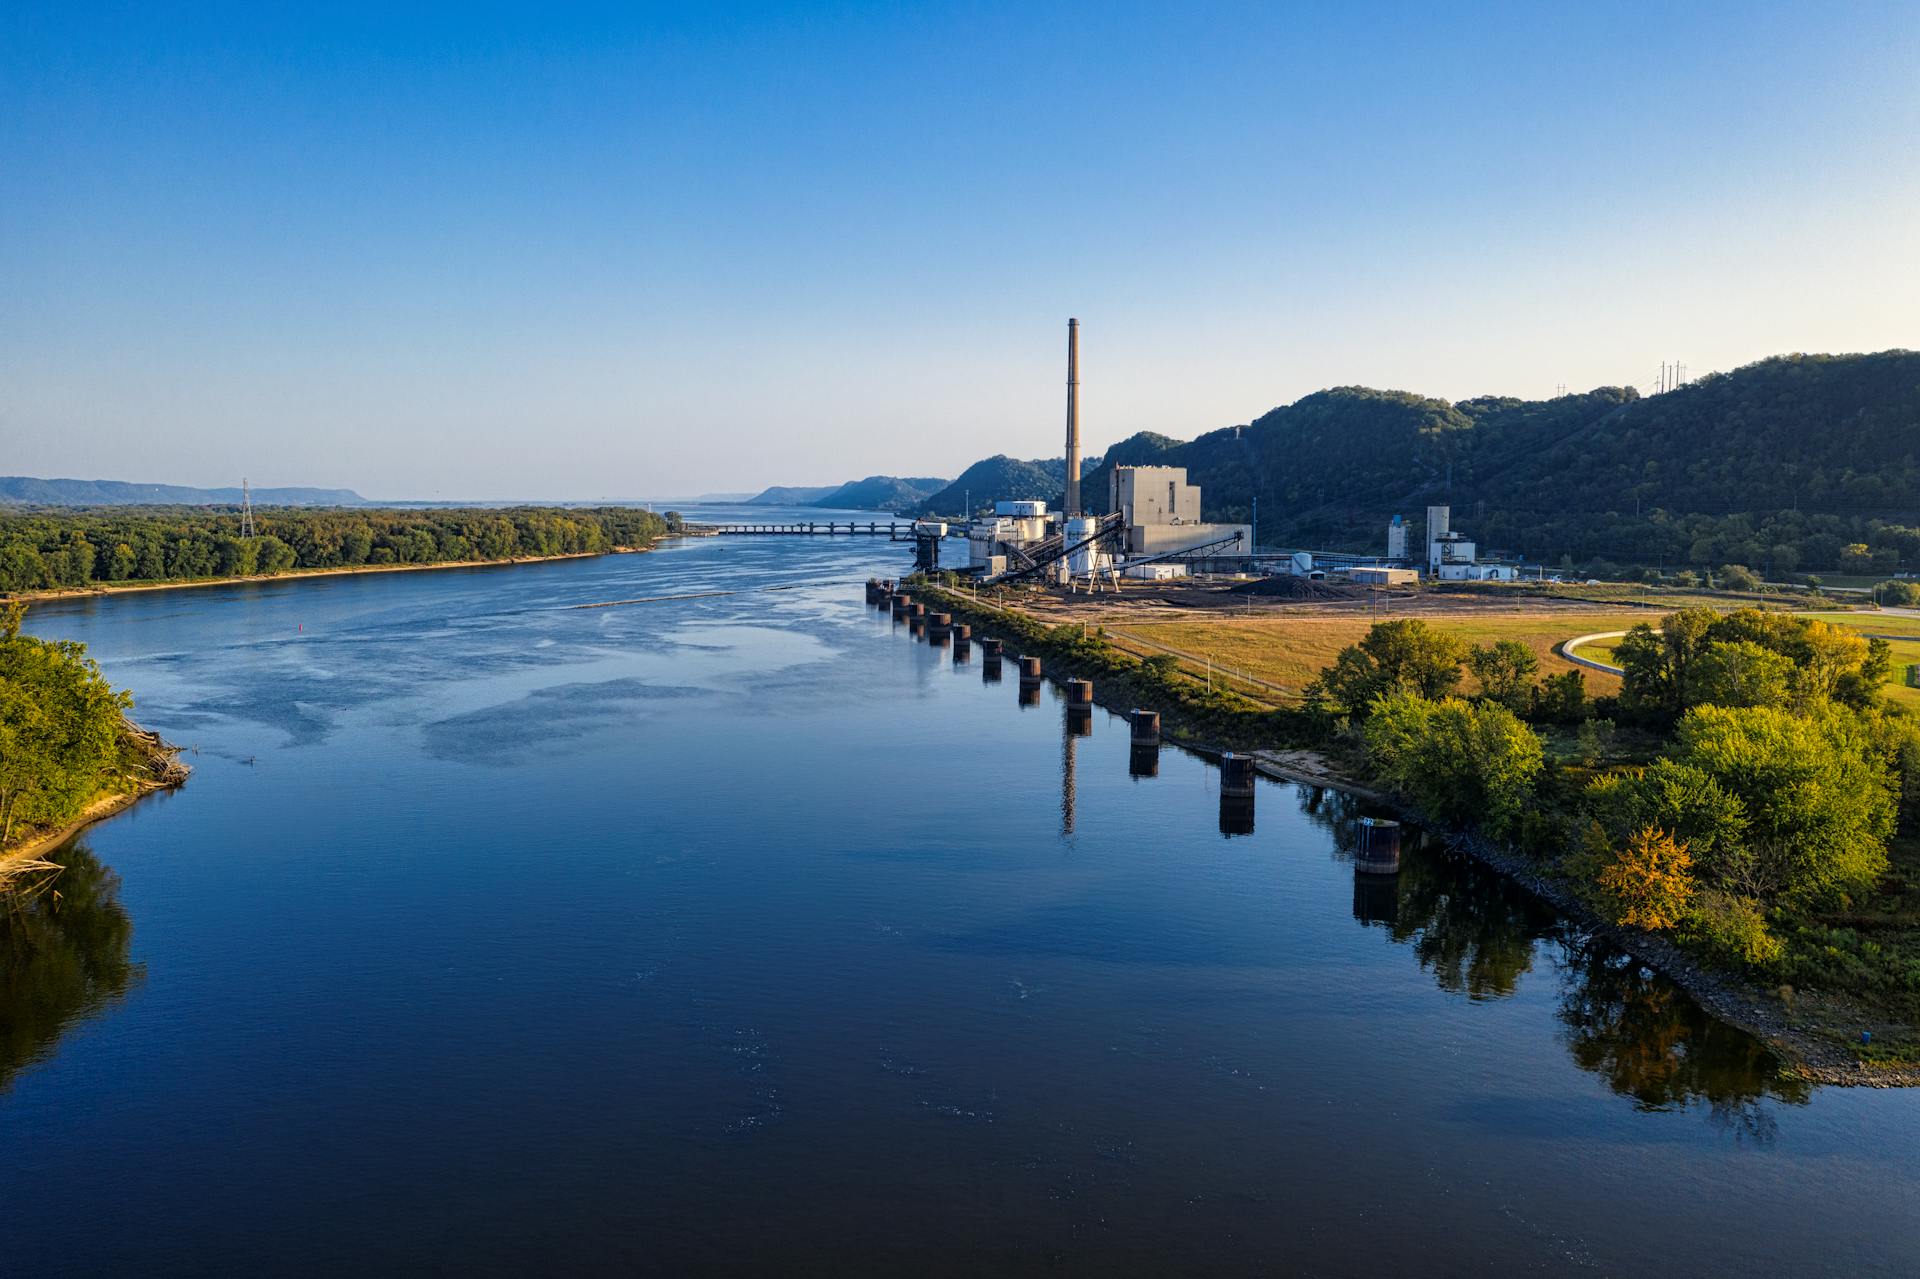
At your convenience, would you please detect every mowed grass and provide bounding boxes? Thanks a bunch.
[1569,638,1623,667]
[1111,610,1647,699]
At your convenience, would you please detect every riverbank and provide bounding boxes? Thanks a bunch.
[905,577,1919,1087]
[1,546,651,605]
[0,720,189,873]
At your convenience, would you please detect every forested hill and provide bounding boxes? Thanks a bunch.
[0,477,366,506]
[1081,350,1920,573]
[744,485,839,505]
[808,476,947,510]
[916,454,1103,516]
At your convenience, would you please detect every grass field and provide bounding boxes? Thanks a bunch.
[1798,610,1920,638]
[1104,605,1920,709]
[1109,610,1647,700]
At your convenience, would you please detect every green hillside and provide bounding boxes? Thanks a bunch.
[1081,351,1920,574]
[809,476,947,511]
[918,455,1072,516]
[744,485,840,505]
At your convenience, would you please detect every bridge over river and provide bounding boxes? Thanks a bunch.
[689,520,923,537]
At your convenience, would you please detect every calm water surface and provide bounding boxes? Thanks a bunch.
[6,509,1919,1274]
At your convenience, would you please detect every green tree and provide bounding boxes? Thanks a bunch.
[1527,670,1588,723]
[1671,703,1894,905]
[1691,639,1794,708]
[1363,692,1544,837]
[1315,620,1466,715]
[1615,608,1717,719]
[0,604,133,844]
[1584,758,1748,887]
[1468,639,1538,713]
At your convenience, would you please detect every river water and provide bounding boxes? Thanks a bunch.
[6,508,1918,1274]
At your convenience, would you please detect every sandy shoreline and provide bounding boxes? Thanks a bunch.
[0,783,167,871]
[2,545,651,606]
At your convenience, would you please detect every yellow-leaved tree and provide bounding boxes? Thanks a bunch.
[1597,826,1694,930]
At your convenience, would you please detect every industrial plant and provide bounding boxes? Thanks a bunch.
[929,319,1526,589]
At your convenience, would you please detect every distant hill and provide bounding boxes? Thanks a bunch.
[744,485,840,505]
[1070,350,1920,573]
[808,476,947,510]
[916,454,1102,516]
[0,476,367,507]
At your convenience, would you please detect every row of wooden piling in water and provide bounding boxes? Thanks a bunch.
[866,578,1402,860]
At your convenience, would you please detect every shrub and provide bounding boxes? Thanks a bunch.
[1873,579,1920,606]
[1681,890,1785,968]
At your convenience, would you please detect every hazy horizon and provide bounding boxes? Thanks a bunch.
[5,2,1917,500]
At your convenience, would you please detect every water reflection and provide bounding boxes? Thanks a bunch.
[1060,707,1079,836]
[1298,787,1806,1120]
[0,844,142,1093]
[1556,936,1810,1129]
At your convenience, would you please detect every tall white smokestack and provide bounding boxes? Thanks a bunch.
[1064,317,1081,516]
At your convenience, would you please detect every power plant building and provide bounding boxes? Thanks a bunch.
[1109,465,1249,564]
[1422,504,1517,581]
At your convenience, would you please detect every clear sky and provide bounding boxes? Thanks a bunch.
[4,2,1917,500]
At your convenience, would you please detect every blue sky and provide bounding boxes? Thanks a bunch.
[4,2,1917,499]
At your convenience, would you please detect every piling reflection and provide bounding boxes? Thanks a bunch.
[1299,787,1804,1119]
[1219,754,1256,838]
[0,844,142,1093]
[1128,744,1159,779]
[1060,706,1079,836]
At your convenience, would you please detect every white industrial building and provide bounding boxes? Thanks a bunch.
[967,500,1049,576]
[1420,505,1518,581]
[1349,565,1420,586]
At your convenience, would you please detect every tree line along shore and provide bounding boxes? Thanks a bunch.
[0,505,677,596]
[907,574,1920,1083]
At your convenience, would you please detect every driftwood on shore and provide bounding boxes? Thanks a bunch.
[120,716,191,788]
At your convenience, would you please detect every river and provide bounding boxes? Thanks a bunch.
[6,507,1918,1274]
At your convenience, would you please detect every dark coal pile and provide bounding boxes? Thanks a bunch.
[1230,575,1362,600]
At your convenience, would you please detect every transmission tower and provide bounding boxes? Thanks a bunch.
[240,477,256,538]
